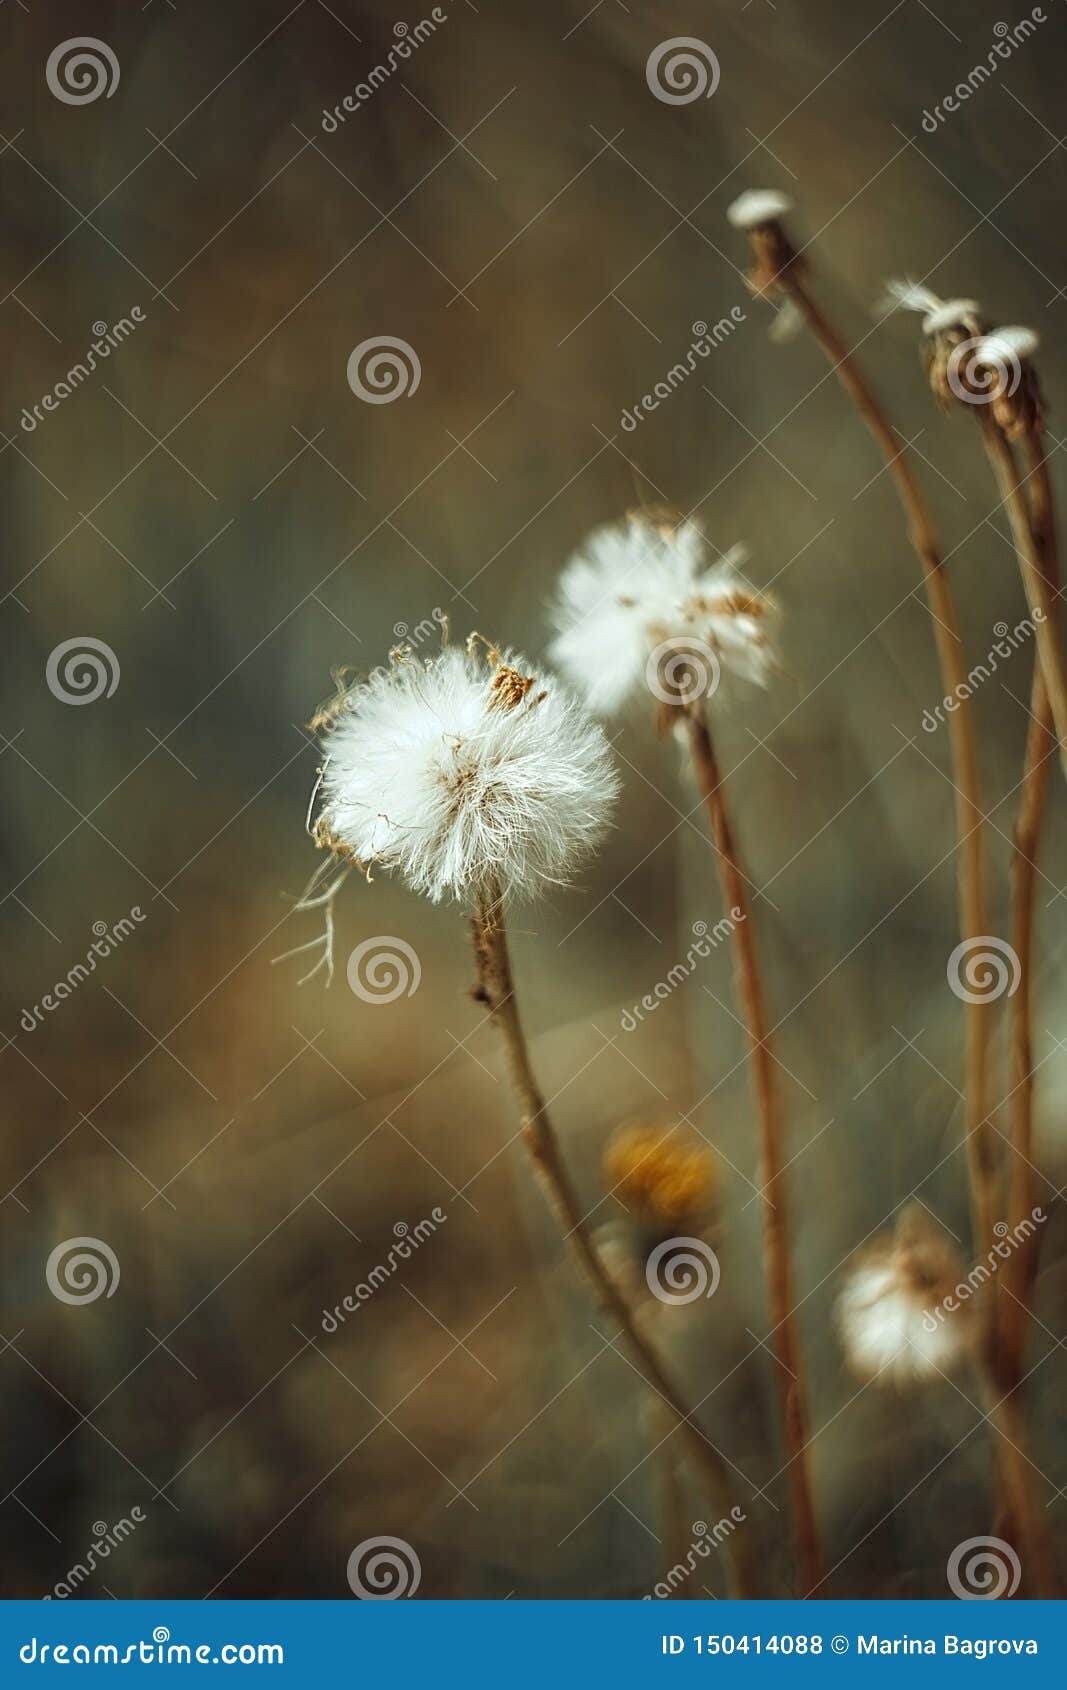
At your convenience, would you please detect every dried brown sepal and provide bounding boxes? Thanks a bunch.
[925,323,1047,439]
[488,663,537,713]
[310,812,361,868]
[307,666,359,734]
[743,220,805,299]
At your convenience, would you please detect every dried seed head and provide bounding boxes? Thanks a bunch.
[726,189,802,297]
[883,280,1046,439]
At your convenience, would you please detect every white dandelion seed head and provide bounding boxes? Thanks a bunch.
[726,188,794,230]
[315,645,619,903]
[836,1211,975,1387]
[978,324,1039,363]
[548,514,779,717]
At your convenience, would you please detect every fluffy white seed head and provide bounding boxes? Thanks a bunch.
[315,645,619,903]
[978,324,1039,363]
[836,1209,976,1387]
[548,515,779,717]
[727,189,793,229]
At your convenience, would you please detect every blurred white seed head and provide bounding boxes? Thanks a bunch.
[315,643,618,903]
[548,514,779,717]
[727,188,793,229]
[836,1206,977,1387]
[979,324,1039,363]
[880,278,982,336]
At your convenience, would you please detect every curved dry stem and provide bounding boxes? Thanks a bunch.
[472,879,758,1598]
[1001,430,1059,1390]
[983,1379,1060,1597]
[983,425,1067,786]
[684,709,824,1597]
[780,270,995,1261]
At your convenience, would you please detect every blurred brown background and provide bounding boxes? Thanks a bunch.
[2,0,1066,1598]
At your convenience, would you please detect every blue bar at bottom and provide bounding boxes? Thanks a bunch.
[1,1599,1063,1683]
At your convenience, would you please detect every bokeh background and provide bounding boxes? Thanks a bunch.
[2,0,1066,1599]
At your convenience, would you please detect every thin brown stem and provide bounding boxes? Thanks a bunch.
[684,709,824,1596]
[965,426,1061,1597]
[983,1378,1060,1597]
[472,879,757,1598]
[983,424,1067,786]
[781,270,996,1262]
[656,1404,695,1599]
[1000,430,1058,1390]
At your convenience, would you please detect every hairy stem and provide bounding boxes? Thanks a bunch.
[684,709,824,1597]
[782,271,995,1262]
[472,880,757,1597]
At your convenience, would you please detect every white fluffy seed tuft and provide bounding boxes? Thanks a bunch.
[315,646,619,903]
[836,1209,976,1386]
[548,515,779,716]
[726,188,793,229]
[978,323,1039,362]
